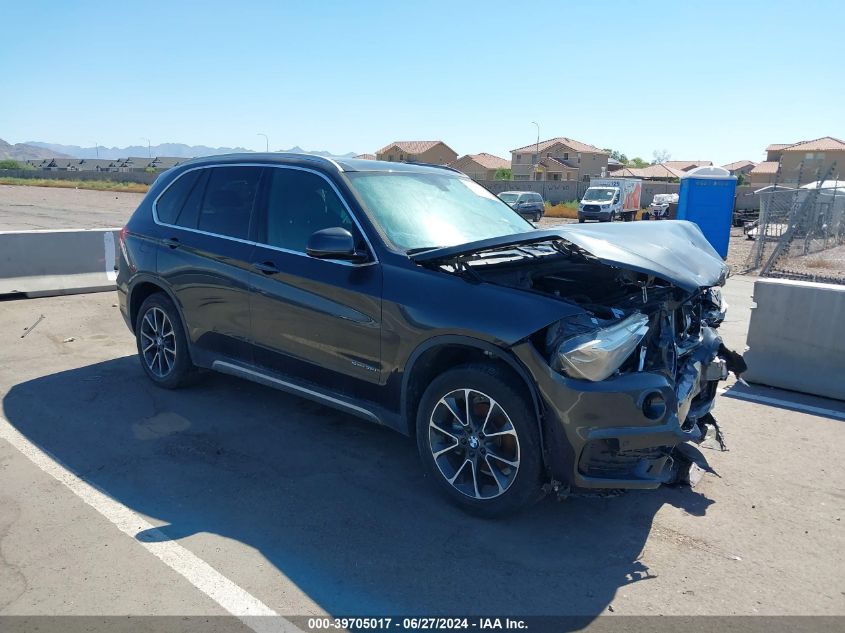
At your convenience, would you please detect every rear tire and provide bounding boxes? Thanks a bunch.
[135,292,197,389]
[416,364,543,517]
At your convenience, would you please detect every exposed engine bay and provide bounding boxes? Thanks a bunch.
[415,226,746,490]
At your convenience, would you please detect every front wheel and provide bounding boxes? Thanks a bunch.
[416,364,543,517]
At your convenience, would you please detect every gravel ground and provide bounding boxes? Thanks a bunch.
[0,184,144,230]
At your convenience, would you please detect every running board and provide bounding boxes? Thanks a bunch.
[211,360,382,425]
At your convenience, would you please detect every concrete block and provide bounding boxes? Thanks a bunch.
[744,278,845,401]
[0,228,120,298]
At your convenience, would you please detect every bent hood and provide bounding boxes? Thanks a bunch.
[411,220,728,293]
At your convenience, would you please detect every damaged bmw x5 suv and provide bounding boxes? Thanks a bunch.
[117,154,743,516]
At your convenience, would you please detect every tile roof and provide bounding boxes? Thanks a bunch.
[539,156,579,170]
[354,153,376,160]
[750,161,779,175]
[781,136,845,152]
[765,143,792,152]
[612,163,685,179]
[722,160,757,170]
[511,137,608,155]
[376,141,448,155]
[664,160,712,170]
[461,152,510,170]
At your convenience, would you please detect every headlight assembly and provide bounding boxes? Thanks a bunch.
[553,312,650,381]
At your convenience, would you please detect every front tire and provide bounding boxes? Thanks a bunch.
[135,292,196,389]
[416,364,543,517]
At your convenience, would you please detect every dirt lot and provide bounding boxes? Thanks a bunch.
[0,184,143,230]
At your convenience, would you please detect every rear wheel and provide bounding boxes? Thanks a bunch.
[135,293,196,388]
[416,364,543,517]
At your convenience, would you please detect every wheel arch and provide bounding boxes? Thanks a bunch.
[401,336,545,452]
[128,275,195,363]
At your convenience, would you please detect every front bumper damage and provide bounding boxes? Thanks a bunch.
[514,325,743,491]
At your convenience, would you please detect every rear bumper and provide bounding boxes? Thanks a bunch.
[512,327,727,489]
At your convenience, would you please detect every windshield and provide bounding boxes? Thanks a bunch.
[346,172,533,251]
[582,188,616,202]
[498,193,519,203]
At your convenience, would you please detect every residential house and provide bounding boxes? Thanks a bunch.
[748,161,779,186]
[43,158,82,171]
[353,153,376,160]
[449,153,510,181]
[751,137,845,186]
[607,157,624,172]
[118,157,153,172]
[722,160,757,177]
[375,141,458,165]
[510,137,608,181]
[149,157,183,171]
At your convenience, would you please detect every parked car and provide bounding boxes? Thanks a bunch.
[497,191,545,221]
[117,154,742,516]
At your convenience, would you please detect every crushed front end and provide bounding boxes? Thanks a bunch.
[413,222,746,492]
[513,281,743,490]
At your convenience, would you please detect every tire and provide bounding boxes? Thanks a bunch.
[135,292,197,389]
[578,218,585,223]
[533,212,541,222]
[415,364,543,517]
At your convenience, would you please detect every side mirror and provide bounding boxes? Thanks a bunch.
[306,227,367,262]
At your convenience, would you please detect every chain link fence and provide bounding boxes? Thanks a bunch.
[744,177,845,284]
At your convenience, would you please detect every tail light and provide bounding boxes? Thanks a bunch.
[118,226,135,272]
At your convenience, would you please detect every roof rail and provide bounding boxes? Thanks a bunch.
[407,161,464,174]
[273,152,344,172]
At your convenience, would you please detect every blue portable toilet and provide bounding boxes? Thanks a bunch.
[676,166,737,259]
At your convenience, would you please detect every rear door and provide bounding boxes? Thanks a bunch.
[248,166,383,399]
[155,165,263,364]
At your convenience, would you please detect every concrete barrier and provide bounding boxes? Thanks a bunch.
[744,278,845,401]
[0,228,120,298]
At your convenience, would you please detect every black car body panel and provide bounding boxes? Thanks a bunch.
[117,153,740,493]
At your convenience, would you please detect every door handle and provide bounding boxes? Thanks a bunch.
[163,237,180,249]
[252,261,279,274]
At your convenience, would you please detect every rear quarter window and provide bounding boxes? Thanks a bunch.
[155,170,202,224]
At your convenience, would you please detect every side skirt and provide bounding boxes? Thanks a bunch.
[211,360,384,427]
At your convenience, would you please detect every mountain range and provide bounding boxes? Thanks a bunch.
[24,141,358,160]
[0,138,71,160]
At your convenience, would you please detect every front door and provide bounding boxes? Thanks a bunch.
[248,166,383,401]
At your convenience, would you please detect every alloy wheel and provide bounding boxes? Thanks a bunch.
[140,307,176,378]
[428,388,521,500]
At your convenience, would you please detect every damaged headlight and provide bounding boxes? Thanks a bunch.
[552,312,650,381]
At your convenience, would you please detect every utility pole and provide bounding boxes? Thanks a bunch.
[93,142,99,159]
[257,133,269,152]
[141,137,151,158]
[531,121,540,182]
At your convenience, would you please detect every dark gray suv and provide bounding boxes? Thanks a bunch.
[117,153,742,517]
[498,191,545,222]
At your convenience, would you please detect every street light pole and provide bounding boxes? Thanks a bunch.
[257,133,269,153]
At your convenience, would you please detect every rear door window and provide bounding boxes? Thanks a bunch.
[196,167,263,240]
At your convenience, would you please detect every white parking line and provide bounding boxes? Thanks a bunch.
[0,415,300,633]
[718,388,845,420]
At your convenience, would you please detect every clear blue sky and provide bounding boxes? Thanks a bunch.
[2,0,843,165]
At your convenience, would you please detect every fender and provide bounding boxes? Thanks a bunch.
[400,334,547,460]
